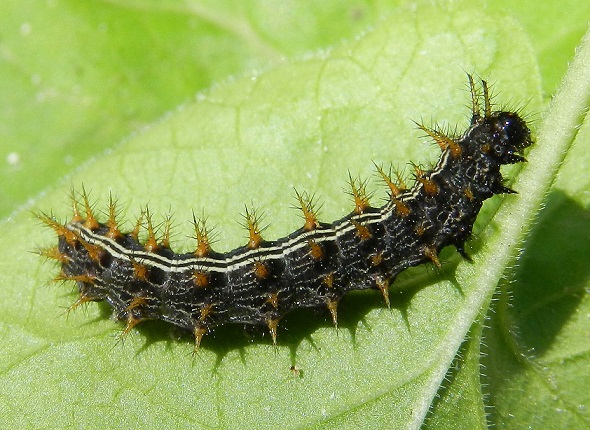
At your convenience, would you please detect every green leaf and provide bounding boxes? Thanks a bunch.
[488,0,590,95]
[0,0,377,218]
[1,0,588,429]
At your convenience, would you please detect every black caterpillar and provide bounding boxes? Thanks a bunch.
[39,77,532,349]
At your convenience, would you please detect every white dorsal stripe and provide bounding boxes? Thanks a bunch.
[65,150,456,274]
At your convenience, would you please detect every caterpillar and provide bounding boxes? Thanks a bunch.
[38,76,532,350]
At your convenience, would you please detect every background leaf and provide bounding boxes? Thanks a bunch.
[1,0,588,429]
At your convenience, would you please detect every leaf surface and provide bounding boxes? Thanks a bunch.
[1,1,588,429]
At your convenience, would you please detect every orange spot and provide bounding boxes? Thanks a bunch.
[351,220,372,240]
[132,260,149,281]
[413,165,438,196]
[193,270,209,288]
[143,236,157,253]
[415,224,426,236]
[195,240,210,258]
[463,186,474,201]
[322,273,334,289]
[122,314,143,336]
[326,299,338,328]
[254,260,270,279]
[266,292,279,309]
[392,198,411,217]
[81,240,104,263]
[424,245,442,269]
[199,303,214,321]
[417,176,438,196]
[193,325,208,352]
[244,207,264,249]
[294,190,320,231]
[376,277,390,308]
[192,214,212,258]
[267,318,279,346]
[371,252,383,267]
[348,174,371,214]
[308,240,324,260]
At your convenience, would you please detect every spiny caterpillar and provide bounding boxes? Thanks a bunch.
[38,76,532,351]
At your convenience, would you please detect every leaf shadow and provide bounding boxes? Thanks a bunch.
[509,188,590,354]
[479,189,590,426]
